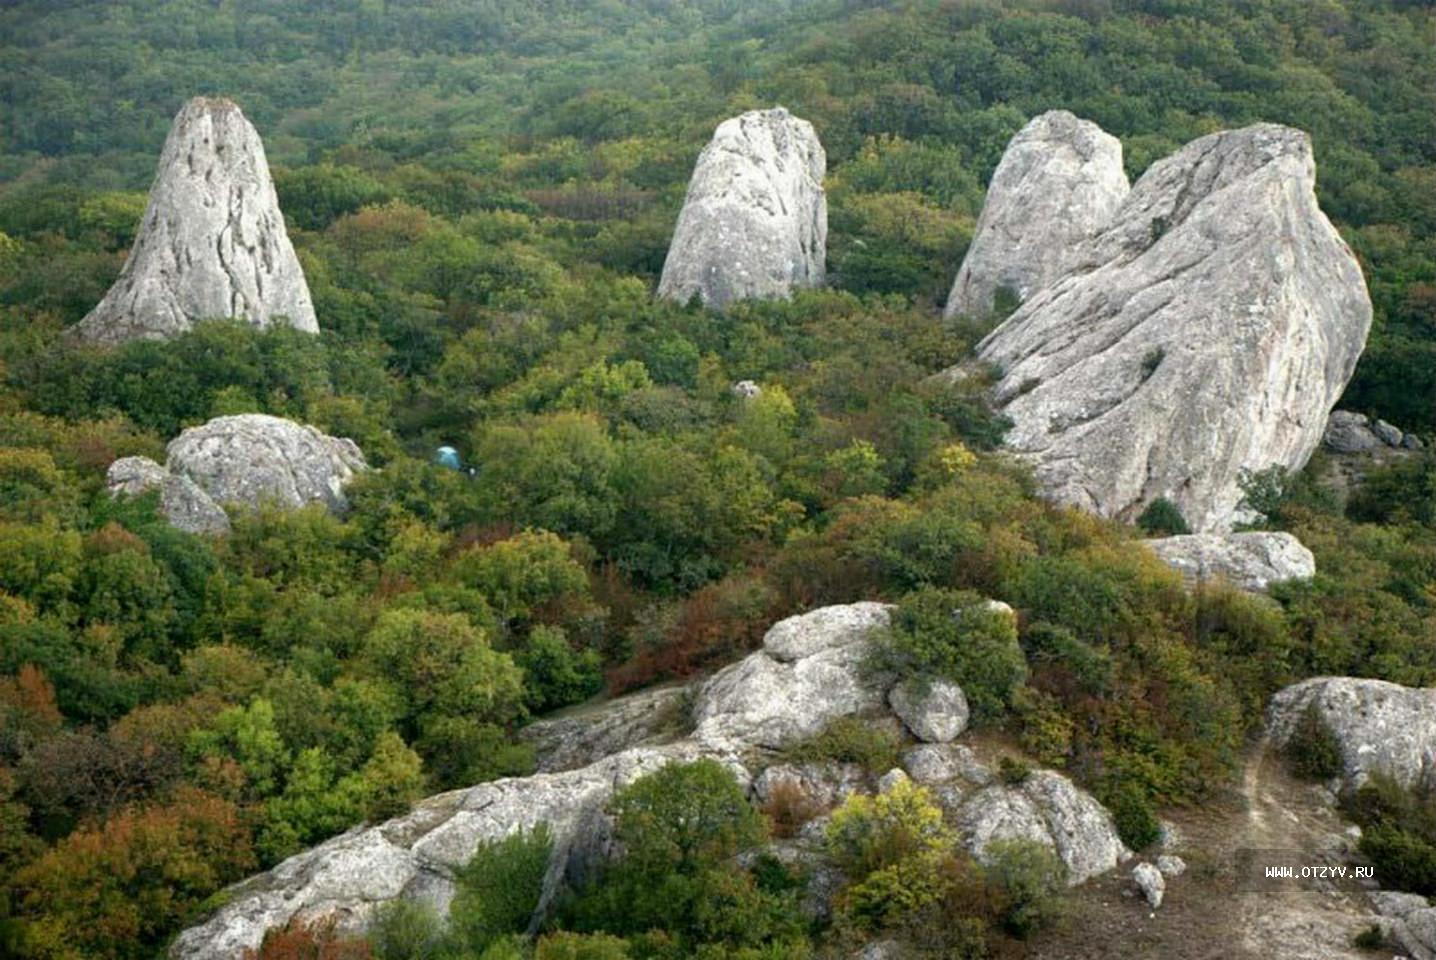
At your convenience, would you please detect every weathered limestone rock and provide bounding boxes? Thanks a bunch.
[888,679,969,743]
[1133,861,1165,908]
[170,744,708,960]
[1371,890,1430,920]
[955,770,1131,884]
[692,602,893,751]
[1145,531,1315,592]
[974,123,1371,532]
[519,684,691,773]
[106,455,231,535]
[732,380,763,400]
[1267,677,1436,791]
[657,108,826,309]
[166,414,366,515]
[1398,908,1436,960]
[901,743,992,787]
[1156,854,1187,878]
[752,762,867,810]
[944,110,1129,319]
[75,97,317,344]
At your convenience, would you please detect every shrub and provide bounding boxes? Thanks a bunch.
[368,900,443,960]
[783,716,902,774]
[876,587,1026,719]
[1136,497,1190,536]
[761,779,823,839]
[826,779,954,927]
[1284,703,1343,781]
[1102,781,1162,852]
[1359,825,1436,896]
[997,755,1032,786]
[983,838,1068,938]
[610,759,763,878]
[535,932,632,960]
[449,825,553,952]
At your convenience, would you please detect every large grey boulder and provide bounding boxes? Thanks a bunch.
[1145,531,1315,592]
[691,602,893,751]
[954,769,1131,884]
[1267,677,1436,791]
[943,110,1128,320]
[1324,411,1383,453]
[973,123,1371,533]
[170,744,708,960]
[106,455,230,535]
[1397,908,1436,960]
[166,414,366,515]
[75,97,317,344]
[657,107,826,309]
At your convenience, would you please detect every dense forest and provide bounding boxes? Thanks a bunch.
[0,1,1433,959]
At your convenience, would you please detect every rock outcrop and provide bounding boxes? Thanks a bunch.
[888,679,969,743]
[166,414,366,515]
[943,110,1128,320]
[691,601,893,751]
[1267,677,1436,791]
[1325,410,1423,453]
[74,97,318,344]
[171,602,1127,958]
[106,455,231,535]
[970,122,1371,533]
[657,108,826,309]
[1145,531,1315,592]
[519,684,690,773]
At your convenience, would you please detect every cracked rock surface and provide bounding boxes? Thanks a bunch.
[658,107,826,309]
[75,97,318,344]
[969,123,1370,532]
[944,110,1129,320]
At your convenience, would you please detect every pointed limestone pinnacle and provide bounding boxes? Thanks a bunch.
[74,96,318,344]
[657,107,826,310]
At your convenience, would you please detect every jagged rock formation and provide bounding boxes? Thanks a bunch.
[969,122,1371,533]
[943,110,1129,320]
[1145,531,1315,592]
[166,414,366,515]
[106,455,231,535]
[74,97,318,344]
[1267,677,1436,791]
[657,107,826,309]
[172,601,1128,958]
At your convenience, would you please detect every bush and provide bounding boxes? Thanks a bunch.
[826,779,954,927]
[369,900,443,960]
[876,587,1026,719]
[983,838,1068,938]
[449,825,554,952]
[535,932,631,960]
[1102,780,1162,852]
[1136,497,1190,536]
[783,717,902,774]
[997,756,1031,786]
[1285,704,1344,781]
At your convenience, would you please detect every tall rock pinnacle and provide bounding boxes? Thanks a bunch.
[657,107,826,310]
[943,110,1129,320]
[973,123,1372,532]
[74,97,318,344]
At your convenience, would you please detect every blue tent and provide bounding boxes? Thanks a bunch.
[433,445,462,471]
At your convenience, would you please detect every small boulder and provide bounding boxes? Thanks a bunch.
[1133,861,1165,908]
[902,743,992,786]
[1323,411,1381,453]
[1145,531,1315,592]
[888,679,969,743]
[658,107,826,309]
[1156,854,1187,878]
[876,768,909,794]
[1371,419,1405,447]
[751,762,866,810]
[1267,677,1436,792]
[166,414,367,515]
[732,380,762,400]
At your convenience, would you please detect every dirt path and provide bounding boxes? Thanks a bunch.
[1029,741,1380,959]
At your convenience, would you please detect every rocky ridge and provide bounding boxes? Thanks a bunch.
[74,97,318,344]
[171,601,1130,958]
[961,121,1371,533]
[657,107,826,309]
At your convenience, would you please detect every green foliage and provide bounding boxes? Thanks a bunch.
[1137,497,1190,536]
[370,899,445,960]
[983,838,1068,939]
[1344,773,1436,896]
[1284,704,1344,782]
[876,587,1026,720]
[783,717,902,775]
[450,825,554,953]
[1101,781,1162,852]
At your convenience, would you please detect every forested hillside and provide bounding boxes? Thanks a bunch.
[0,2,1433,959]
